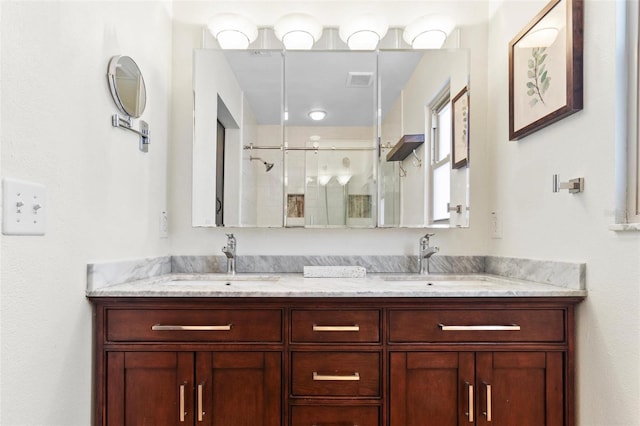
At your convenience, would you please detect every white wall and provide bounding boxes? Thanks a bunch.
[486,1,640,424]
[0,1,172,424]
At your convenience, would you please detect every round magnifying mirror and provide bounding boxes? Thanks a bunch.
[107,55,147,118]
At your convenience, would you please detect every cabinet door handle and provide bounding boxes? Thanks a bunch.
[465,382,474,422]
[197,383,204,422]
[483,382,492,421]
[312,324,360,332]
[179,383,186,422]
[152,324,233,331]
[439,324,521,331]
[313,372,360,381]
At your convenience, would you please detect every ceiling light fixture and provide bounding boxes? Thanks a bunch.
[207,13,258,49]
[308,110,327,121]
[274,13,323,50]
[403,15,455,49]
[339,15,388,50]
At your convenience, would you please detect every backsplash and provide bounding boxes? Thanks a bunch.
[171,255,484,275]
[87,255,585,291]
[86,256,171,292]
[485,256,585,289]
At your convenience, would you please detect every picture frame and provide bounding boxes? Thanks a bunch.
[508,0,583,141]
[452,86,469,169]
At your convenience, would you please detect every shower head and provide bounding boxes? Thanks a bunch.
[250,156,274,172]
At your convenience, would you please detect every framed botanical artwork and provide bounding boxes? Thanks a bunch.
[509,0,583,140]
[452,86,469,169]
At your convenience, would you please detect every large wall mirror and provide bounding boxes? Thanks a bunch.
[193,47,469,228]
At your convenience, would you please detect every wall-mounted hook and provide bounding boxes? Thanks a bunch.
[552,175,584,194]
[411,149,422,168]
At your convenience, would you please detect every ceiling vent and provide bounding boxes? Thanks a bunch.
[346,72,374,88]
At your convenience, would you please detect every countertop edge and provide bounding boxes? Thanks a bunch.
[86,273,587,299]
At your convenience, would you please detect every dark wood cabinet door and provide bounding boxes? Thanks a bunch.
[106,351,194,426]
[196,351,281,426]
[389,352,475,426]
[475,352,564,426]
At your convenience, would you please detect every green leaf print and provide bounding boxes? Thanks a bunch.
[525,46,551,106]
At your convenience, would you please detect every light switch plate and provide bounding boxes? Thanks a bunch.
[2,177,47,235]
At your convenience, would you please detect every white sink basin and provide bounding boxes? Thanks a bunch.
[169,274,280,282]
[378,274,488,282]
[384,279,494,288]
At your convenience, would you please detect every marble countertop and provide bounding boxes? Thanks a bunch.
[86,272,587,298]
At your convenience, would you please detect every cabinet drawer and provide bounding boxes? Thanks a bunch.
[291,310,380,343]
[388,309,565,343]
[291,352,380,397]
[106,309,282,342]
[291,405,379,426]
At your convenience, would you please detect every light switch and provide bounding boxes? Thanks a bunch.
[2,177,47,235]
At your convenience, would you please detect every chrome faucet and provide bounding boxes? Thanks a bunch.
[222,233,237,275]
[418,233,439,275]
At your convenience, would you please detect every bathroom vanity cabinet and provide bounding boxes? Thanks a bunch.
[98,306,282,426]
[90,297,581,426]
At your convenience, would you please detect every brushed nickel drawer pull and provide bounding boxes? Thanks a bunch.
[483,382,492,422]
[465,382,474,422]
[179,383,186,422]
[152,324,233,331]
[313,372,361,381]
[439,324,521,331]
[197,383,204,422]
[312,324,360,332]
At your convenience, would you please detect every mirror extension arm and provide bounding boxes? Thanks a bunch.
[111,114,150,153]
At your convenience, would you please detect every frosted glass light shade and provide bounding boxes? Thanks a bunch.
[411,30,447,49]
[339,15,388,50]
[274,13,323,50]
[207,13,258,49]
[403,15,454,49]
[282,31,315,50]
[345,30,381,50]
[318,175,332,186]
[308,110,327,121]
[337,175,352,186]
